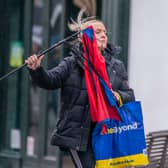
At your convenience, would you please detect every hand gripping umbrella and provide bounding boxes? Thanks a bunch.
[0,31,80,81]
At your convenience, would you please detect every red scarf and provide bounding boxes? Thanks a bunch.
[82,27,121,122]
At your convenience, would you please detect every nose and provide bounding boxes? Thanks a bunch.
[101,31,107,39]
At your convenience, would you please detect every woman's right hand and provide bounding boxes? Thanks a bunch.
[25,54,44,70]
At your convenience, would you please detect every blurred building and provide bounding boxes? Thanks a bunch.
[0,0,130,168]
[129,0,168,134]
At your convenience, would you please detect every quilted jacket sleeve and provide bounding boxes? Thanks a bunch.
[28,56,74,90]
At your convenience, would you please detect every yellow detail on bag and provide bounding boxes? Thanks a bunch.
[95,153,149,168]
[118,94,123,107]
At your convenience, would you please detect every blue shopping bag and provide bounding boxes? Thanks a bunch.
[92,101,149,168]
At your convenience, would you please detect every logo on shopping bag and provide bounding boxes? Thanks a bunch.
[101,122,138,135]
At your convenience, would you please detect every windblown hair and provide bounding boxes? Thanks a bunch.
[68,8,102,32]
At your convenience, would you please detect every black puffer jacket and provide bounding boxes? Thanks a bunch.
[29,42,135,151]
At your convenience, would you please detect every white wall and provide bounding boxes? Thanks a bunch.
[128,0,168,133]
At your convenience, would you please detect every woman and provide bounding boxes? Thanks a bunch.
[25,12,135,168]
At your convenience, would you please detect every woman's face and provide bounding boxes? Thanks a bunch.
[92,22,108,51]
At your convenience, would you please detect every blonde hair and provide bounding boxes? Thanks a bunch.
[68,8,102,32]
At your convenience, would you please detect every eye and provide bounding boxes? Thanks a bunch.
[95,30,101,34]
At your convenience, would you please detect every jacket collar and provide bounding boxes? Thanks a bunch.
[103,44,122,65]
[71,42,121,69]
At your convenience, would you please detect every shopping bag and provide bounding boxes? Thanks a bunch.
[92,101,149,168]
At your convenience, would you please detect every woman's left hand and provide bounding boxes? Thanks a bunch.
[111,90,121,102]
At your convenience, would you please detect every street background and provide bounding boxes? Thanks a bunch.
[0,0,168,167]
